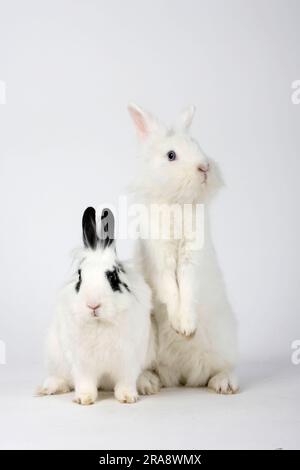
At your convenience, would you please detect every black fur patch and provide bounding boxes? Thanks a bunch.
[121,281,130,293]
[105,266,130,293]
[75,269,82,293]
[105,267,122,292]
[82,207,98,249]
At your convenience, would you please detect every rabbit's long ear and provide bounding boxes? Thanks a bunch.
[128,102,163,139]
[82,207,98,249]
[177,105,196,130]
[99,208,115,249]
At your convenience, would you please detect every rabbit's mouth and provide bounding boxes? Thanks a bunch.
[198,164,209,185]
[90,309,101,318]
[201,174,207,185]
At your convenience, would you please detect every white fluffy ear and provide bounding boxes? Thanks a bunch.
[128,102,161,139]
[178,105,196,130]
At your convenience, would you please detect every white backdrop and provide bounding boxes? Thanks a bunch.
[0,0,300,370]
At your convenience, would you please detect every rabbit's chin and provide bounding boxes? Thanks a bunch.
[172,175,222,204]
[134,168,223,205]
[80,312,118,325]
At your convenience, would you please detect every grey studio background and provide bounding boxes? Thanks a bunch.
[0,0,299,449]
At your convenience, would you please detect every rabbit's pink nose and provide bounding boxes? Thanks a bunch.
[87,303,101,311]
[197,163,209,173]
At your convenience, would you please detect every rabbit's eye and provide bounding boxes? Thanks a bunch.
[167,150,177,161]
[106,266,131,293]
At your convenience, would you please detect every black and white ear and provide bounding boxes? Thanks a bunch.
[82,207,98,249]
[178,105,196,130]
[100,208,115,249]
[128,102,163,140]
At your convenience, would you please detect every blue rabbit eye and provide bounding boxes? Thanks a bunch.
[167,150,177,161]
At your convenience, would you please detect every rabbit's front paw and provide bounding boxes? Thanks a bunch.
[115,384,138,404]
[170,313,196,338]
[73,391,97,406]
[73,388,98,405]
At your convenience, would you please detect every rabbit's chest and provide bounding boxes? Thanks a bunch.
[75,325,129,368]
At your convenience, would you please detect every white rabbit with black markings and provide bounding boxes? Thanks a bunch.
[128,103,239,394]
[38,206,159,405]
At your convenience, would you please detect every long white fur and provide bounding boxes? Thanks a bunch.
[38,224,159,405]
[128,103,239,394]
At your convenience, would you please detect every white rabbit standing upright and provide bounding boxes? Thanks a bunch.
[128,104,239,394]
[38,206,157,404]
